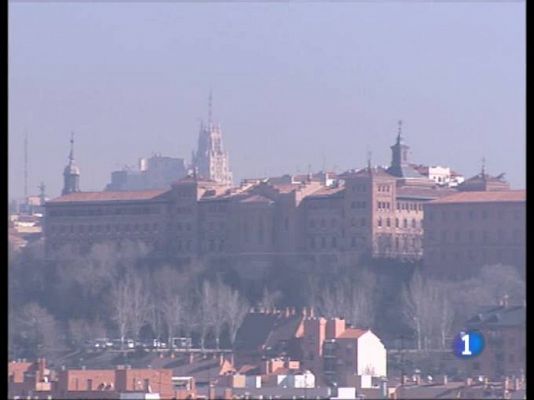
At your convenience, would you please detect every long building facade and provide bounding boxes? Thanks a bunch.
[44,125,522,277]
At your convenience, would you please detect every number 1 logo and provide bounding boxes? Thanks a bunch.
[453,330,484,358]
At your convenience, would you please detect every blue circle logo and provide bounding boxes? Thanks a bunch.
[452,331,485,358]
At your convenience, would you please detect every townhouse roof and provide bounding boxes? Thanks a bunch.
[337,328,368,339]
[427,190,525,205]
[234,311,303,353]
[304,186,345,199]
[466,304,525,328]
[47,189,169,204]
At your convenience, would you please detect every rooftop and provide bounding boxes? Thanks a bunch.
[428,190,525,204]
[47,190,168,204]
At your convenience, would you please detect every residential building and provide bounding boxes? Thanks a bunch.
[423,189,526,278]
[300,316,387,386]
[465,300,526,379]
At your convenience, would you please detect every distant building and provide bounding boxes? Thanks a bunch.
[44,123,467,271]
[105,154,187,191]
[191,99,233,185]
[423,189,525,278]
[300,316,387,387]
[465,300,525,379]
[411,164,465,188]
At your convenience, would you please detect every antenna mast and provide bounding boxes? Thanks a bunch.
[24,132,28,199]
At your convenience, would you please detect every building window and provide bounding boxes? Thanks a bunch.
[378,218,382,228]
[412,219,416,228]
[403,219,408,228]
[395,218,399,228]
[386,218,391,227]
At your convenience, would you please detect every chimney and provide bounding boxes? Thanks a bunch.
[309,307,315,318]
[441,375,448,385]
[188,353,195,364]
[415,375,422,385]
[291,307,296,316]
[302,308,307,318]
[466,377,473,386]
[401,375,408,385]
[219,354,225,366]
[285,307,291,318]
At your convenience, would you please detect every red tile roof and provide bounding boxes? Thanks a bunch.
[428,190,525,204]
[337,328,368,339]
[48,190,169,203]
[305,186,345,199]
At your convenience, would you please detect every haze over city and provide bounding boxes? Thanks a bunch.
[8,2,525,199]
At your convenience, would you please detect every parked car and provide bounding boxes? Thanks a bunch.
[171,337,192,349]
[137,339,167,349]
[92,338,113,350]
[112,338,135,350]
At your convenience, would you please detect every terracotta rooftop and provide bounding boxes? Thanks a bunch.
[47,190,169,203]
[337,328,368,339]
[305,186,345,199]
[428,190,525,204]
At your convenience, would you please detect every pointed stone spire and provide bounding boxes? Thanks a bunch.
[208,89,213,127]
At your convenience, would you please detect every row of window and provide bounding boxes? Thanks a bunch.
[378,217,420,229]
[426,208,523,222]
[48,222,159,234]
[309,218,339,229]
[377,201,391,211]
[309,235,368,250]
[351,201,367,209]
[48,206,160,217]
[377,184,391,192]
[351,184,368,193]
[397,202,423,212]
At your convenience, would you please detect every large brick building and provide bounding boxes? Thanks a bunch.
[48,124,507,273]
[422,189,526,279]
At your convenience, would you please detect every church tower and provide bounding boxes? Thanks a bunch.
[62,132,80,195]
[387,120,411,177]
[192,92,233,185]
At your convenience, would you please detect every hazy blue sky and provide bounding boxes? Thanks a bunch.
[9,2,525,199]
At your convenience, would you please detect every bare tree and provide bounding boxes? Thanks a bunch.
[223,287,250,346]
[14,302,66,364]
[161,292,184,349]
[257,287,282,310]
[401,271,425,350]
[127,273,151,340]
[198,281,215,350]
[110,277,131,350]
